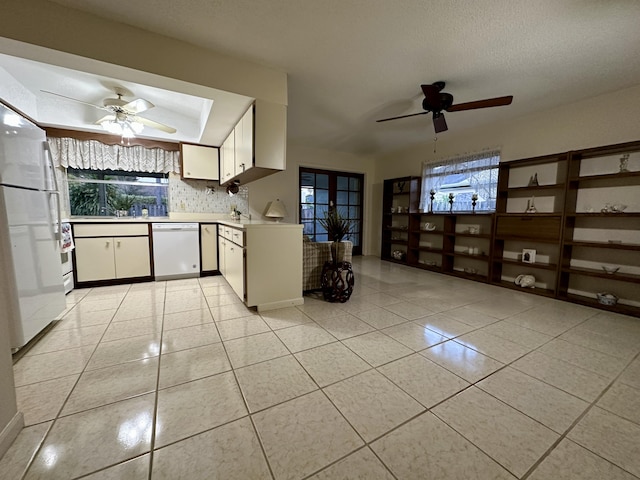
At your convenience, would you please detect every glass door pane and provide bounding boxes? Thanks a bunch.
[299,168,364,254]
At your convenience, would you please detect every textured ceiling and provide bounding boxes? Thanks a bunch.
[17,1,640,153]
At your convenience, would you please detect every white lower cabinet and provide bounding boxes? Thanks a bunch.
[217,222,303,311]
[225,238,244,300]
[73,223,151,284]
[200,224,218,272]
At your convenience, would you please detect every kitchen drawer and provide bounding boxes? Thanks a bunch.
[74,223,149,237]
[495,215,561,240]
[220,225,245,245]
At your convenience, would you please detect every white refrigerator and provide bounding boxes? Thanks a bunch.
[0,102,66,351]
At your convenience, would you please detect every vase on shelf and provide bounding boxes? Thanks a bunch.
[525,196,537,214]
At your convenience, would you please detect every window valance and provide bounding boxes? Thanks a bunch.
[47,137,180,174]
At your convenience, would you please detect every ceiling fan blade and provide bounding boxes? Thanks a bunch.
[376,111,430,123]
[132,115,177,134]
[433,112,448,133]
[123,98,154,114]
[95,114,116,125]
[41,90,107,111]
[446,95,513,112]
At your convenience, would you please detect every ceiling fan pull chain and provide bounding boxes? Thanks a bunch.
[433,136,438,154]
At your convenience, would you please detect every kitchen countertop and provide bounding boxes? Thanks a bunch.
[69,215,301,229]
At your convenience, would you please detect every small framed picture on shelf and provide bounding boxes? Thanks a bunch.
[522,249,536,264]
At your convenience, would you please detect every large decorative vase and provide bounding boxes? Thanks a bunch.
[321,261,355,303]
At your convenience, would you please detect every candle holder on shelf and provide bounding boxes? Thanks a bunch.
[429,189,436,213]
[448,193,454,213]
[471,193,478,214]
[619,154,629,173]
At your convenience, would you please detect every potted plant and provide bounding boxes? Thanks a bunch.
[319,207,353,264]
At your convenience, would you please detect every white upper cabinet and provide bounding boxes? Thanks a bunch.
[219,100,286,186]
[235,105,254,176]
[221,129,235,182]
[180,143,220,180]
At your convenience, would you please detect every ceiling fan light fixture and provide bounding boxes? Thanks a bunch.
[100,117,144,138]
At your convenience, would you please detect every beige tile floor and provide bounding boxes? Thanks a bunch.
[3,256,640,479]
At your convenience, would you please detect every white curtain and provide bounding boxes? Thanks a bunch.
[48,137,180,173]
[420,149,500,212]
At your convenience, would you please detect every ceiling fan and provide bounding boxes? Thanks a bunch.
[42,87,177,134]
[376,82,513,133]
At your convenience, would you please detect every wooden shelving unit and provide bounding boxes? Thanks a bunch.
[381,141,640,317]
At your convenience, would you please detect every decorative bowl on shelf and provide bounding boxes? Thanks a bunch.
[424,222,437,231]
[391,250,405,260]
[596,292,618,306]
[601,265,620,275]
[463,267,478,275]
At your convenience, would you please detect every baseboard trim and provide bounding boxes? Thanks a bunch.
[0,412,24,460]
[256,297,304,312]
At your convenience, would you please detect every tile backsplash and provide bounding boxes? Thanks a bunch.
[169,173,249,215]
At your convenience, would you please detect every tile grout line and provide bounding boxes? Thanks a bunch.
[145,280,168,480]
[16,285,130,480]
[519,348,640,480]
[202,278,278,480]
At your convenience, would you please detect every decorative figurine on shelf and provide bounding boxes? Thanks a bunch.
[619,154,630,173]
[527,173,539,187]
[429,189,436,213]
[397,181,406,193]
[471,193,478,214]
[515,274,536,288]
[448,193,455,213]
[525,196,537,213]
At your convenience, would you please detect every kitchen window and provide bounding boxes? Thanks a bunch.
[67,168,169,217]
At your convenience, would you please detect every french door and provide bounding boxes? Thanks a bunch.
[299,167,364,255]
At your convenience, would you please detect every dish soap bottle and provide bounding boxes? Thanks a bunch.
[141,205,149,218]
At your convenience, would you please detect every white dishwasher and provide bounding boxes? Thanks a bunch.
[152,223,200,280]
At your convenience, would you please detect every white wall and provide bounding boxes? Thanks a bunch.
[372,83,640,255]
[248,143,378,255]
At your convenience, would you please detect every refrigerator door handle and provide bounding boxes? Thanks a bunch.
[43,141,60,193]
[43,141,62,241]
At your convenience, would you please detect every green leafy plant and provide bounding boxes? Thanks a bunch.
[319,207,353,242]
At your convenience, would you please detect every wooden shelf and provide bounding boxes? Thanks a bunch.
[417,246,443,254]
[564,293,640,317]
[566,240,640,251]
[494,280,556,298]
[450,233,492,239]
[569,171,640,182]
[562,266,640,283]
[497,258,558,271]
[567,212,640,218]
[445,252,490,260]
[503,183,565,192]
[495,235,560,244]
[414,229,442,234]
[450,270,489,282]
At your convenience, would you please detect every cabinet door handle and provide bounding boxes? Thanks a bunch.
[205,227,210,232]
[105,241,110,247]
[117,240,121,248]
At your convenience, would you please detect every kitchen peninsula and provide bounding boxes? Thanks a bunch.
[70,217,303,312]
